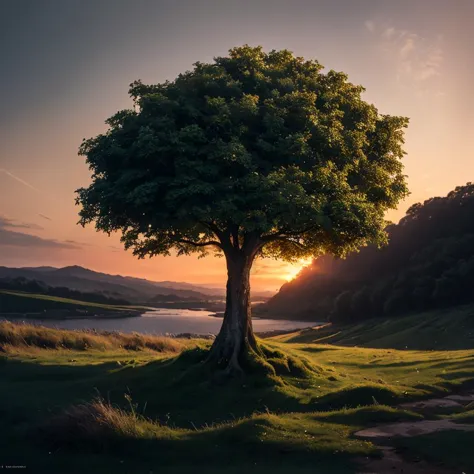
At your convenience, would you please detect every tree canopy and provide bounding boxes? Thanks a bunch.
[77,45,409,263]
[77,45,409,371]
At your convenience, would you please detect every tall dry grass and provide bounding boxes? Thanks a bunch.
[0,320,184,353]
[38,397,182,451]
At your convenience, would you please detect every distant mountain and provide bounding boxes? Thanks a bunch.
[0,266,212,302]
[0,265,275,302]
[153,281,275,299]
[146,280,225,297]
[20,266,58,272]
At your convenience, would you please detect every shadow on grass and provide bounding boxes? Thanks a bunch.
[310,385,402,411]
[30,397,386,474]
[4,344,472,474]
[392,430,474,471]
[0,356,173,423]
[439,370,474,381]
[298,346,339,354]
[0,348,384,474]
[327,358,457,369]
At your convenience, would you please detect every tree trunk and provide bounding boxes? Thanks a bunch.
[208,252,260,373]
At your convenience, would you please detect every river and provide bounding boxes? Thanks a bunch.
[3,308,320,336]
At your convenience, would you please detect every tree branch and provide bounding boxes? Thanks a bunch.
[199,221,224,237]
[262,236,307,251]
[261,226,316,242]
[177,239,223,249]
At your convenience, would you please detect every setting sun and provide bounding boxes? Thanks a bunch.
[283,258,313,282]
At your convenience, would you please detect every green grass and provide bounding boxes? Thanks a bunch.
[33,398,386,473]
[1,319,474,472]
[278,304,474,350]
[0,289,150,315]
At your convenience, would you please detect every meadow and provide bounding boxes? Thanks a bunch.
[0,289,147,317]
[1,310,474,473]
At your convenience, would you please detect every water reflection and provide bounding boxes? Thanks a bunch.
[3,309,319,336]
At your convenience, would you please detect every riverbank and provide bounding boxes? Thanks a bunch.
[1,309,143,320]
[0,309,320,337]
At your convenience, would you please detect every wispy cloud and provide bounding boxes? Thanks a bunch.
[0,217,80,251]
[364,20,375,33]
[417,45,443,81]
[382,27,395,40]
[66,239,93,247]
[365,21,444,92]
[0,215,44,231]
[399,35,416,59]
[0,168,39,192]
[0,230,80,251]
[38,213,52,221]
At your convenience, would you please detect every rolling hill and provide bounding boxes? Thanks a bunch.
[0,265,214,302]
[0,289,144,317]
[0,265,274,303]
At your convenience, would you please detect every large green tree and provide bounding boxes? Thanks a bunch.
[77,46,409,372]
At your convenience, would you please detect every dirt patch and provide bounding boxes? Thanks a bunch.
[355,392,474,472]
[356,418,474,438]
[401,398,463,409]
[356,447,458,474]
[401,392,474,411]
[445,394,474,403]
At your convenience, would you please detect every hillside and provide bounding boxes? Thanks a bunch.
[0,276,132,305]
[275,304,474,351]
[0,290,144,317]
[0,265,212,302]
[264,183,474,323]
[0,265,274,303]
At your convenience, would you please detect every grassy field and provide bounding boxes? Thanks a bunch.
[1,317,474,473]
[0,289,150,316]
[277,304,474,350]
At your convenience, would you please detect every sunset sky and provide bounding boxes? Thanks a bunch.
[1,0,473,291]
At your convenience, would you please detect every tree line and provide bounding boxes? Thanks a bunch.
[0,277,131,306]
[265,183,474,322]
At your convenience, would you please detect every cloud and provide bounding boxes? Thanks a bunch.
[66,239,93,247]
[370,22,444,92]
[416,45,443,81]
[38,213,52,221]
[397,34,444,83]
[0,215,44,231]
[364,20,375,33]
[0,218,80,250]
[399,35,416,59]
[382,27,395,40]
[0,168,39,192]
[0,228,81,249]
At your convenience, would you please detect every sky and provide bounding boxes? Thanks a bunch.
[1,0,473,291]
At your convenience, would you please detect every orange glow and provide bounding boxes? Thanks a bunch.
[2,3,473,291]
[282,258,313,282]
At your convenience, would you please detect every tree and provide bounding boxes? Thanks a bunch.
[76,45,409,373]
[331,290,355,323]
[351,286,373,320]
